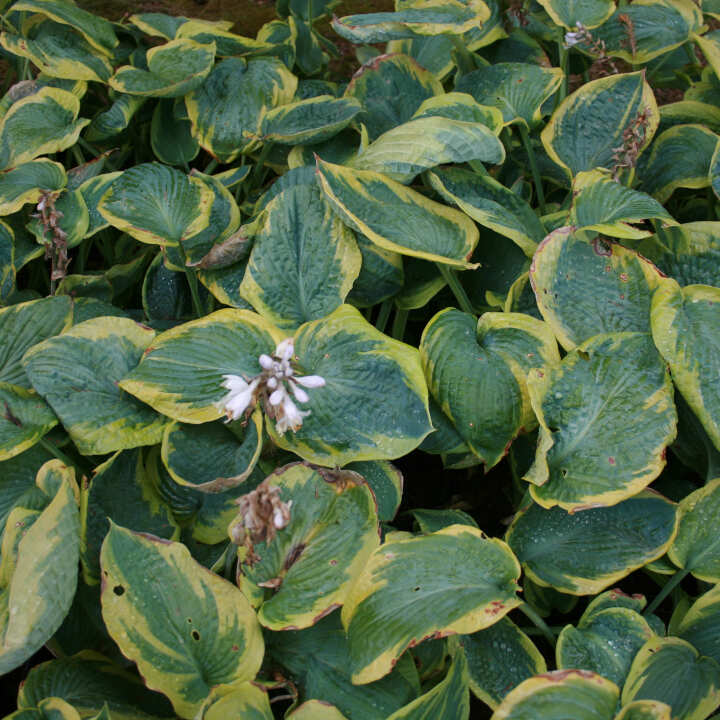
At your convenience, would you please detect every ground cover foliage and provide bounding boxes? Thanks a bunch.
[2,0,720,717]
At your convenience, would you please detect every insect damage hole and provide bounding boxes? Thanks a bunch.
[191,629,200,641]
[113,585,125,596]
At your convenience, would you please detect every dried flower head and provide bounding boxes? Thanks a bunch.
[229,480,292,565]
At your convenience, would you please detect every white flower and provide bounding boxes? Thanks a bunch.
[217,375,260,421]
[275,391,311,435]
[564,21,586,47]
[216,337,325,433]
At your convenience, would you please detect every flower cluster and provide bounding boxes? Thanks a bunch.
[217,338,325,435]
[564,22,588,48]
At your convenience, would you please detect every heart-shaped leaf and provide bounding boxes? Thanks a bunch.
[316,157,479,268]
[651,279,720,452]
[342,524,521,683]
[525,332,676,510]
[421,308,559,469]
[23,317,168,455]
[100,524,264,719]
[506,491,678,595]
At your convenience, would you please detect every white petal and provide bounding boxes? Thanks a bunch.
[267,376,278,389]
[258,354,273,370]
[275,338,294,361]
[281,394,310,431]
[295,374,325,389]
[222,374,249,391]
[269,387,286,406]
[290,383,309,403]
[219,377,259,420]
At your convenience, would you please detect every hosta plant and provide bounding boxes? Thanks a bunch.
[3,0,720,718]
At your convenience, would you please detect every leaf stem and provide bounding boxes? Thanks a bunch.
[224,542,237,581]
[251,143,273,187]
[518,125,546,215]
[375,299,392,334]
[556,41,568,108]
[644,567,692,616]
[436,262,475,315]
[39,437,89,478]
[518,602,556,646]
[391,308,408,341]
[177,244,205,318]
[204,158,218,175]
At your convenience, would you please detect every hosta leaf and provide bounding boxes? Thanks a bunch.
[286,701,349,719]
[490,670,619,720]
[186,57,297,163]
[410,508,477,533]
[556,606,655,689]
[428,167,545,256]
[332,1,489,44]
[100,524,264,719]
[537,0,615,29]
[10,0,118,54]
[0,383,56,461]
[259,95,362,145]
[0,460,79,674]
[81,449,178,584]
[0,159,65,215]
[236,463,379,630]
[240,182,361,329]
[622,637,720,720]
[636,222,720,287]
[98,162,214,247]
[420,309,559,469]
[668,477,720,582]
[346,460,403,523]
[569,169,676,240]
[0,296,72,388]
[677,584,720,667]
[161,414,262,492]
[128,13,233,40]
[269,304,432,466]
[151,99,199,166]
[180,171,241,267]
[347,234,404,307]
[463,617,546,710]
[198,682,273,720]
[344,54,442,140]
[17,652,175,720]
[455,63,563,128]
[175,21,272,57]
[267,611,419,719]
[541,72,659,180]
[7,697,81,720]
[386,641,470,720]
[85,94,146,142]
[23,317,167,455]
[641,124,719,202]
[411,92,504,131]
[589,0,704,64]
[77,171,121,238]
[506,491,678,595]
[0,86,89,170]
[530,231,664,350]
[0,23,113,84]
[0,444,51,549]
[316,158,479,268]
[342,524,521,684]
[350,116,505,184]
[651,280,720,450]
[109,39,215,98]
[120,309,281,423]
[525,332,676,510]
[615,702,672,720]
